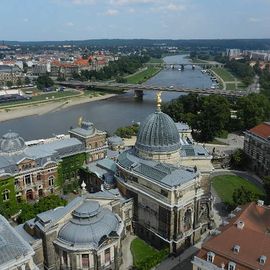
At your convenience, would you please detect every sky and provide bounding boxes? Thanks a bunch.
[0,0,269,41]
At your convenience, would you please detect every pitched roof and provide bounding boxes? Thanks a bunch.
[196,202,270,270]
[249,122,270,139]
[0,215,34,269]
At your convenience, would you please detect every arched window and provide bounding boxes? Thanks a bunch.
[2,189,10,202]
[48,176,55,186]
[184,209,192,231]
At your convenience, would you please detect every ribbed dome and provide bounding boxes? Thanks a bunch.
[135,111,180,153]
[57,201,120,249]
[0,132,26,153]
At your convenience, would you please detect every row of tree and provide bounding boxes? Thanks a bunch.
[0,195,67,224]
[74,55,150,81]
[162,93,270,142]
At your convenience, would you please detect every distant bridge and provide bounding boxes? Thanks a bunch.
[147,62,225,68]
[58,81,246,98]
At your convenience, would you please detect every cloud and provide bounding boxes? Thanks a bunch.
[69,0,95,4]
[248,17,261,22]
[66,22,75,26]
[151,3,186,13]
[23,18,29,22]
[165,3,186,11]
[104,9,119,16]
[110,0,155,5]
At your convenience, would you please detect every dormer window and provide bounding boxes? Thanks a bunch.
[236,220,245,230]
[259,255,267,265]
[233,245,240,254]
[228,261,236,270]
[207,251,215,263]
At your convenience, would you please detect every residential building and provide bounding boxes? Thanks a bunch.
[192,201,270,270]
[243,122,270,176]
[32,63,51,76]
[0,214,38,270]
[0,65,22,86]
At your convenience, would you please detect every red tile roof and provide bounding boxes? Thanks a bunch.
[249,122,270,139]
[196,202,270,270]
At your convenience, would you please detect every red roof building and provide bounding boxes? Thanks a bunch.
[192,201,270,270]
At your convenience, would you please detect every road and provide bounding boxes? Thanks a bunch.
[58,80,247,97]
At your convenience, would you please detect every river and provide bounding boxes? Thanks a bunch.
[0,55,212,140]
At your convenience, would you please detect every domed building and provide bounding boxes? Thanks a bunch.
[115,93,213,254]
[16,194,127,270]
[0,132,26,154]
[0,130,85,203]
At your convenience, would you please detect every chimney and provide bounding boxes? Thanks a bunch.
[257,200,264,206]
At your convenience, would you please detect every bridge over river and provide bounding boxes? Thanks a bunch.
[58,81,246,98]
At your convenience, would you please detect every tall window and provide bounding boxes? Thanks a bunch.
[48,176,54,186]
[24,174,31,185]
[2,189,10,201]
[63,250,68,266]
[37,173,41,181]
[82,254,89,268]
[105,248,110,263]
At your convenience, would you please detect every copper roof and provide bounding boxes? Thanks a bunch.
[196,202,270,270]
[249,122,270,139]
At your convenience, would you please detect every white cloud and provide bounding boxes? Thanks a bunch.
[69,0,95,4]
[110,0,155,5]
[165,3,186,11]
[151,3,186,13]
[104,9,119,16]
[66,22,75,26]
[128,8,136,13]
[248,17,261,22]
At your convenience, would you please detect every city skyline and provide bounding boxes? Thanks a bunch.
[0,0,270,41]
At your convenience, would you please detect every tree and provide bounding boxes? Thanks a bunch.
[17,195,67,224]
[236,94,270,130]
[197,95,231,141]
[230,149,249,169]
[232,186,259,208]
[17,77,22,86]
[6,81,13,88]
[25,76,31,85]
[36,74,54,90]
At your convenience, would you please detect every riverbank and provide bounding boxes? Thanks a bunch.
[0,93,117,122]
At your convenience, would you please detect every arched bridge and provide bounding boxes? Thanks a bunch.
[58,81,246,98]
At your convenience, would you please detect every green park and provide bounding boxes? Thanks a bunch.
[211,175,265,208]
[131,237,168,270]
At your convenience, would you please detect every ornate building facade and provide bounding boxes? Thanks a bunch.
[115,94,213,254]
[69,120,107,163]
[16,190,132,270]
[0,120,108,204]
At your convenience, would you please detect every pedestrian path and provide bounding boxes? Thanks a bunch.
[119,234,136,270]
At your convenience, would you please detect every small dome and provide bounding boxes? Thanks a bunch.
[81,121,95,135]
[135,111,180,153]
[108,136,124,146]
[0,132,26,153]
[57,201,121,249]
